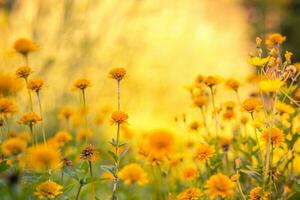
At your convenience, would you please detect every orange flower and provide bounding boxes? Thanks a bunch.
[205,173,235,198]
[73,78,91,90]
[183,167,197,180]
[16,66,32,79]
[13,38,38,55]
[265,33,286,46]
[110,111,128,124]
[262,127,284,146]
[226,78,240,91]
[108,68,127,81]
[242,98,262,113]
[28,77,44,92]
[194,144,215,163]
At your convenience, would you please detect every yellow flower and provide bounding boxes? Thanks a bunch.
[249,187,269,200]
[193,95,208,107]
[219,137,231,151]
[275,101,295,114]
[183,167,197,180]
[119,163,149,185]
[194,144,215,163]
[285,51,293,64]
[0,72,23,96]
[28,77,44,92]
[73,78,91,90]
[0,98,18,115]
[59,106,74,120]
[242,98,262,113]
[15,66,32,79]
[204,76,219,87]
[17,131,32,143]
[265,33,286,46]
[34,180,63,199]
[54,131,72,146]
[225,78,240,91]
[2,137,27,156]
[262,127,284,146]
[108,68,127,81]
[205,173,235,198]
[110,111,128,124]
[76,129,93,141]
[18,112,42,126]
[177,188,202,200]
[247,56,269,67]
[259,79,283,93]
[13,38,38,55]
[22,144,62,172]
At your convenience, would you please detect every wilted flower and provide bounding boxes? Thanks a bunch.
[80,144,98,161]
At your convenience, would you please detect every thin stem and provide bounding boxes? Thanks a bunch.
[200,107,209,136]
[88,160,93,177]
[75,183,83,200]
[24,78,33,112]
[81,89,88,144]
[117,80,120,111]
[37,92,46,144]
[210,87,218,136]
[29,125,35,146]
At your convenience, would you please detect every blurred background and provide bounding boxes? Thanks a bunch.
[0,0,298,132]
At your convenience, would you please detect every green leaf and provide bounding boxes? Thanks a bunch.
[101,165,115,175]
[0,161,9,173]
[108,150,118,162]
[80,161,89,173]
[64,167,79,181]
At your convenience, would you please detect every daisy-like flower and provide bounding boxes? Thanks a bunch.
[259,79,284,93]
[177,188,202,200]
[108,68,127,81]
[34,180,63,199]
[27,77,44,93]
[0,98,18,115]
[275,101,295,114]
[249,187,269,200]
[13,38,38,55]
[110,111,128,124]
[118,163,149,185]
[204,76,219,87]
[262,127,284,146]
[205,173,235,198]
[0,72,23,96]
[193,95,208,107]
[15,66,32,79]
[18,112,42,126]
[194,144,215,163]
[247,56,269,68]
[22,144,62,172]
[265,33,286,46]
[73,78,91,90]
[183,167,197,180]
[54,131,72,146]
[242,98,263,113]
[2,137,27,156]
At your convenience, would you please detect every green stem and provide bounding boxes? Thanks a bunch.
[37,92,46,143]
[75,183,83,200]
[24,78,33,112]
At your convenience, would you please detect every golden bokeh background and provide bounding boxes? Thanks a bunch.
[0,0,251,131]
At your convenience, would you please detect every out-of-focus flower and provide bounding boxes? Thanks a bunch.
[73,78,91,90]
[285,51,293,64]
[0,73,23,96]
[183,167,197,180]
[177,188,202,200]
[225,79,240,91]
[110,111,128,124]
[193,95,208,108]
[194,144,215,163]
[147,130,174,155]
[13,38,38,55]
[15,66,32,79]
[259,79,283,93]
[204,76,220,87]
[275,101,295,114]
[247,56,269,67]
[262,127,284,146]
[242,98,262,113]
[34,180,63,199]
[219,137,231,152]
[249,187,269,200]
[76,129,93,141]
[256,37,262,47]
[59,106,74,120]
[28,78,44,93]
[0,98,18,115]
[18,112,42,126]
[54,131,72,146]
[189,121,200,131]
[108,68,127,81]
[205,173,235,198]
[118,163,149,185]
[2,137,27,156]
[265,33,286,46]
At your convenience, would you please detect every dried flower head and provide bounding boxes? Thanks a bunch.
[13,38,38,55]
[34,180,63,199]
[73,78,91,90]
[28,78,44,92]
[15,66,32,79]
[109,68,127,81]
[80,144,97,161]
[18,112,42,126]
[62,157,72,167]
[110,111,128,124]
